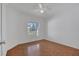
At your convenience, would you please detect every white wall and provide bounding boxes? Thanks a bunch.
[3,4,46,55]
[47,4,79,49]
[0,3,1,56]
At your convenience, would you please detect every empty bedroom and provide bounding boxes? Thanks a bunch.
[0,3,79,56]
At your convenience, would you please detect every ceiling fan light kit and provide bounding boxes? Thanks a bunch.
[38,3,44,14]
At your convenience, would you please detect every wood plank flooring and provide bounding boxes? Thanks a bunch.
[6,39,79,56]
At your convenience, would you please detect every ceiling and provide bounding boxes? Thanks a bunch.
[6,3,55,19]
[6,3,79,19]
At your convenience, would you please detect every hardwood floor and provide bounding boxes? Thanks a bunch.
[6,39,79,56]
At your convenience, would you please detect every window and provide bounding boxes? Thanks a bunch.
[27,21,39,37]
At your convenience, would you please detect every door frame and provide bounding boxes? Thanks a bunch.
[2,3,6,56]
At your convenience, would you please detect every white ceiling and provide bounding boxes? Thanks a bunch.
[6,3,55,19]
[6,3,79,19]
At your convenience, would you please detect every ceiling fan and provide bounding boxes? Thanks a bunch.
[38,3,45,14]
[34,3,48,14]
